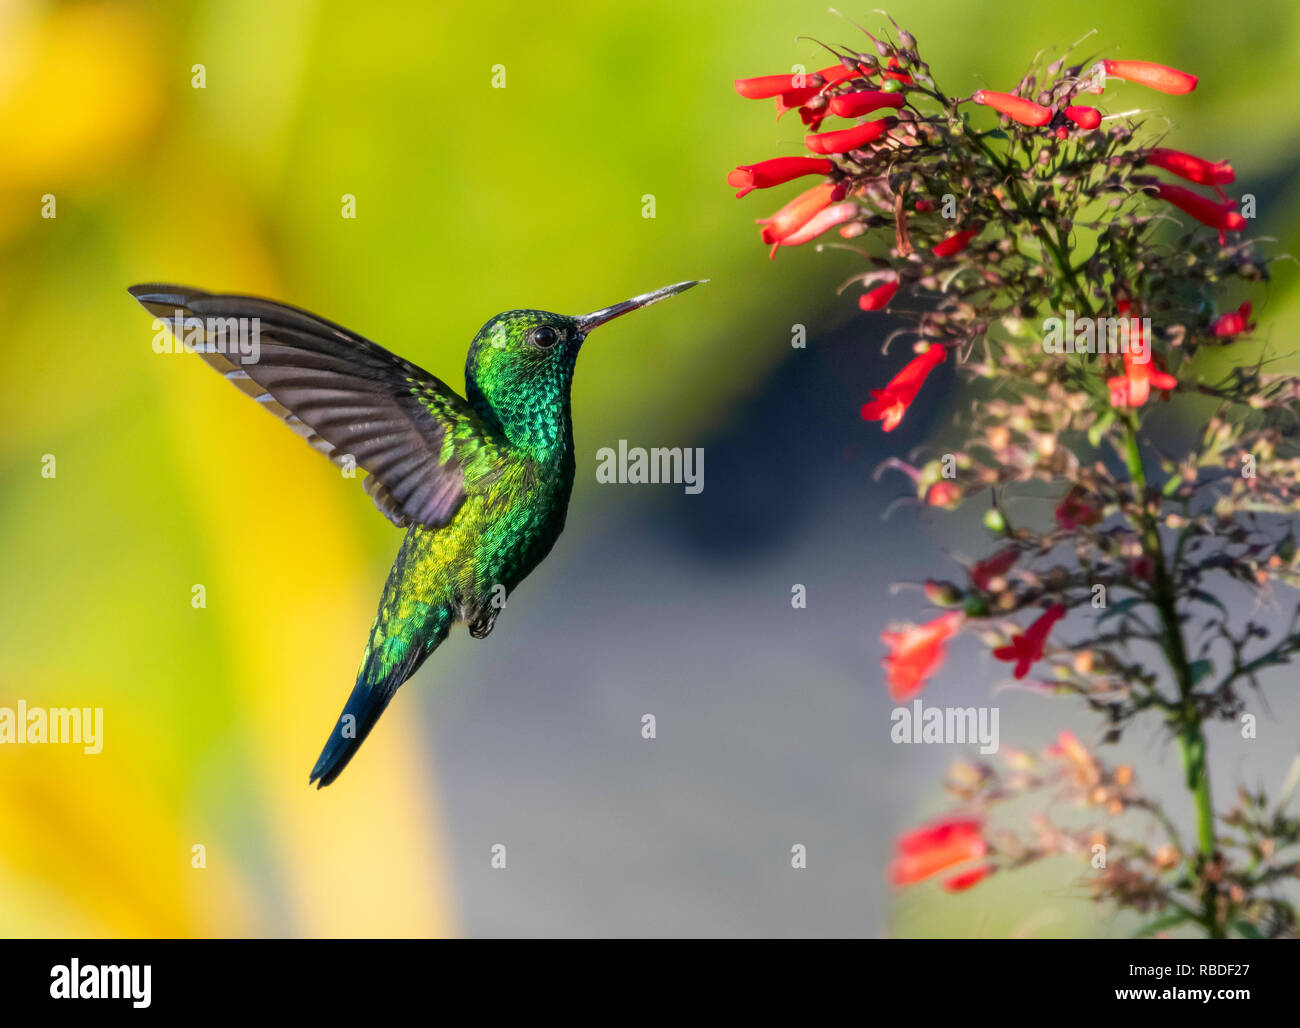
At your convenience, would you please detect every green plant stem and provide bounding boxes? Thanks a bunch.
[1121,417,1222,938]
[930,86,1224,935]
[1024,162,1220,933]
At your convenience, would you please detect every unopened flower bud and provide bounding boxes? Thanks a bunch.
[925,579,964,607]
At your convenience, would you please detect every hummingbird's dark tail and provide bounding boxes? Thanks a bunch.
[309,600,454,788]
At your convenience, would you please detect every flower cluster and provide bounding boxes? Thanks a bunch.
[731,21,1297,938]
[937,733,1300,937]
[730,33,1257,434]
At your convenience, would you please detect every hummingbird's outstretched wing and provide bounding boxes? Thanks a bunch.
[128,283,491,529]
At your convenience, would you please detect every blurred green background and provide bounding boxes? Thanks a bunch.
[1,0,1297,937]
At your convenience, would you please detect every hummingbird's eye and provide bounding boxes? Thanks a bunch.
[529,325,560,350]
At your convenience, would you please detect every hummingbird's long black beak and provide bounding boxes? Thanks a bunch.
[575,280,705,334]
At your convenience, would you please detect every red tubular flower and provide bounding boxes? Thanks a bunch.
[734,73,800,99]
[970,546,1019,592]
[1055,486,1102,531]
[943,864,994,892]
[828,89,906,118]
[1145,147,1235,186]
[859,278,899,311]
[775,64,865,117]
[861,344,945,431]
[1211,301,1254,337]
[889,815,986,886]
[1152,182,1245,233]
[756,181,835,245]
[804,116,897,154]
[768,202,858,257]
[775,86,820,116]
[993,604,1066,679]
[1065,105,1101,129]
[1101,59,1197,95]
[1105,312,1176,406]
[798,106,829,131]
[727,156,833,198]
[897,816,982,857]
[1108,350,1177,407]
[932,228,979,257]
[972,89,1053,127]
[914,199,934,213]
[881,611,963,701]
[926,481,961,508]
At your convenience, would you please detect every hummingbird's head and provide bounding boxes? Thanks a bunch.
[464,280,704,458]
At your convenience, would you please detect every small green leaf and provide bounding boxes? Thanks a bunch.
[1098,596,1142,623]
[1188,589,1229,618]
[1134,910,1192,938]
[1233,920,1263,939]
[1088,411,1115,448]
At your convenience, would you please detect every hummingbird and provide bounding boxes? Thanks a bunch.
[128,279,703,787]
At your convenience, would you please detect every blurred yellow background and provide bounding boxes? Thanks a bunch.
[1,0,1297,937]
